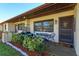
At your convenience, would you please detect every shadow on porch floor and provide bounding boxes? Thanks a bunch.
[46,41,77,56]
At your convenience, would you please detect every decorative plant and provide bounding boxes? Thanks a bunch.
[35,43,46,52]
[0,34,2,39]
[17,34,24,44]
[12,33,24,44]
[23,35,46,52]
[23,35,35,51]
[12,33,18,42]
[0,31,2,39]
[12,33,47,52]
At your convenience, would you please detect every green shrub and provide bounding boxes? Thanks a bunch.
[35,43,46,52]
[12,33,24,44]
[12,33,47,52]
[0,32,2,39]
[0,34,2,39]
[23,35,46,52]
[17,34,24,44]
[12,34,18,42]
[23,35,35,51]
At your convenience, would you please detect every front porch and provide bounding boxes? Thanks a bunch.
[46,41,76,56]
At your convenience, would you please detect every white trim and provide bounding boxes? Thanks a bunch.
[5,42,28,56]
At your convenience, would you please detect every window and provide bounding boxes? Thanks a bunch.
[34,22,42,31]
[5,24,6,30]
[18,23,25,30]
[34,20,54,32]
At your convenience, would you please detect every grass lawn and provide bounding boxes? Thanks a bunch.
[0,43,21,56]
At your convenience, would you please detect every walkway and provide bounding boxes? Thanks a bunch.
[46,41,77,56]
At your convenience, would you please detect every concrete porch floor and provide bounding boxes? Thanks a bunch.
[46,41,77,56]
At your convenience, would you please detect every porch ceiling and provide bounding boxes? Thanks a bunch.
[0,3,76,24]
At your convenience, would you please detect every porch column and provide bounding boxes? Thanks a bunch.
[74,3,79,56]
[26,19,30,32]
[8,23,15,32]
[54,17,59,43]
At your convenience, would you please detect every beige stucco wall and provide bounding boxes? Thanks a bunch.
[0,25,2,31]
[8,23,15,32]
[1,10,74,43]
[3,23,8,32]
[2,23,15,32]
[14,19,28,27]
[2,32,12,42]
[2,19,29,32]
[74,4,79,56]
[29,10,74,42]
[14,19,30,32]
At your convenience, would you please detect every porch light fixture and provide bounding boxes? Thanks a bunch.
[23,16,26,19]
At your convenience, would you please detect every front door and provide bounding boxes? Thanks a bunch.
[59,16,74,46]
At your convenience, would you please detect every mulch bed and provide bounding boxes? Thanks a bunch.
[11,42,48,56]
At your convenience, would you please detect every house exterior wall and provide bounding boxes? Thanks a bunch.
[1,10,74,43]
[74,4,79,56]
[14,19,30,32]
[2,19,29,32]
[2,23,15,32]
[29,10,74,42]
[8,23,15,32]
[3,23,8,32]
[0,25,2,31]
[14,20,27,27]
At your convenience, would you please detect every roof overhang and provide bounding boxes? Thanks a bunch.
[0,3,76,24]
